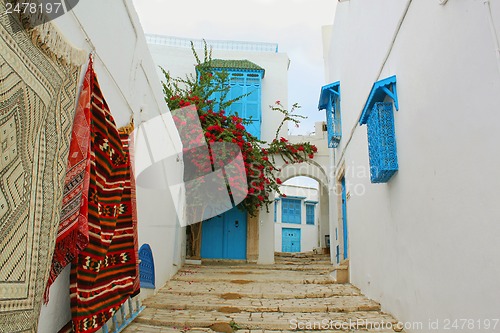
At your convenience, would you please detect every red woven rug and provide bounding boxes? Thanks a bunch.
[69,64,136,333]
[118,123,140,297]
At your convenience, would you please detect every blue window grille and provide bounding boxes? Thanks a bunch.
[210,70,263,139]
[359,76,399,183]
[306,204,315,225]
[139,244,155,289]
[281,198,301,224]
[318,81,341,148]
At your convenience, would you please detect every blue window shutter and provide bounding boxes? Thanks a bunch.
[214,71,262,139]
[367,102,398,183]
[281,198,301,224]
[306,204,314,225]
[319,82,341,148]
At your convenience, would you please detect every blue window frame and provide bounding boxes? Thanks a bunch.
[281,198,301,224]
[318,81,341,148]
[306,204,315,225]
[274,200,277,222]
[211,70,263,139]
[360,76,399,183]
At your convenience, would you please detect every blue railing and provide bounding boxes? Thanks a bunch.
[100,297,144,333]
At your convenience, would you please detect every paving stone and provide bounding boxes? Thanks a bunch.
[122,254,404,332]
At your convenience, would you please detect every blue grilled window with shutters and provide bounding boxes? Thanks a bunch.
[210,67,264,139]
[306,204,315,225]
[360,76,399,183]
[281,198,301,224]
[318,81,341,148]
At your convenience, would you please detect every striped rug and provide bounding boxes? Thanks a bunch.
[69,64,136,333]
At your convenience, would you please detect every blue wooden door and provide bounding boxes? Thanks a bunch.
[201,214,224,258]
[341,177,348,259]
[282,228,301,253]
[223,206,247,259]
[201,207,247,259]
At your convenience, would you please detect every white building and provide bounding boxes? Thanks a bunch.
[321,0,500,330]
[274,182,320,253]
[146,35,294,264]
[146,35,290,143]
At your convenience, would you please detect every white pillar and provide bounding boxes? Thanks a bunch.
[258,206,275,264]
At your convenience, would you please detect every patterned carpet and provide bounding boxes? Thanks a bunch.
[69,63,137,333]
[0,2,84,332]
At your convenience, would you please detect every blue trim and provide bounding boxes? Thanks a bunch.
[274,200,277,222]
[359,75,398,125]
[341,177,348,260]
[318,81,342,148]
[318,81,340,110]
[212,67,264,78]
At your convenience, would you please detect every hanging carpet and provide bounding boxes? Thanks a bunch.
[45,58,92,302]
[118,120,141,297]
[69,64,137,333]
[0,1,84,332]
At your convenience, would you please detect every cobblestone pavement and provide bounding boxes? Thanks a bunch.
[123,253,404,333]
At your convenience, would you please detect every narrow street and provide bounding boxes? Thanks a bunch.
[123,253,404,333]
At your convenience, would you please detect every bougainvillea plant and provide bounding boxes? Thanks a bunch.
[162,42,318,219]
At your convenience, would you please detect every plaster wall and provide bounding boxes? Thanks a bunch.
[324,0,500,329]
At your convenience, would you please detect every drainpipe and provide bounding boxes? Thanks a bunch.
[483,0,500,77]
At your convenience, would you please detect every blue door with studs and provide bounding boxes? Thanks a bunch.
[282,228,301,253]
[201,206,247,259]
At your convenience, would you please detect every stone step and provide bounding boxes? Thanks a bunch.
[185,263,334,271]
[134,308,401,331]
[143,293,381,313]
[159,280,361,299]
[123,322,403,333]
[274,252,330,258]
[173,269,335,285]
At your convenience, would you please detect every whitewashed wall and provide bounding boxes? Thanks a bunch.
[324,0,500,331]
[38,1,184,332]
[147,41,290,142]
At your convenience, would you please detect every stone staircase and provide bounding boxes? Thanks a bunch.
[123,252,404,333]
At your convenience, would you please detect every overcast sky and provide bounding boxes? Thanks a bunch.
[132,0,337,136]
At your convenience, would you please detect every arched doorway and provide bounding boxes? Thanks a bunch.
[274,162,330,255]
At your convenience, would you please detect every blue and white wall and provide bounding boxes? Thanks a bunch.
[322,0,500,331]
[38,1,184,332]
[274,183,320,253]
